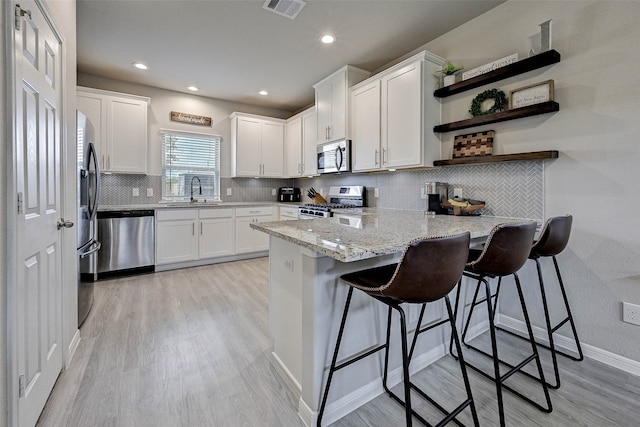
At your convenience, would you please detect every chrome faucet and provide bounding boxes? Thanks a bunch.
[190,176,202,203]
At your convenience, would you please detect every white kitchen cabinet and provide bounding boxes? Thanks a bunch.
[230,112,285,177]
[235,206,274,254]
[198,209,234,259]
[350,51,444,172]
[77,87,149,174]
[156,208,234,265]
[314,66,370,144]
[285,106,318,177]
[155,209,198,265]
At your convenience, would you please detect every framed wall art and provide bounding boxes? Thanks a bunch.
[509,79,554,109]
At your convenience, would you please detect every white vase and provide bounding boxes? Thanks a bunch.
[443,74,456,87]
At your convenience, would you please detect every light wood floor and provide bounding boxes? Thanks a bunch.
[37,258,640,426]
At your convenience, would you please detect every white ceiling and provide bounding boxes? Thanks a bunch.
[77,0,504,113]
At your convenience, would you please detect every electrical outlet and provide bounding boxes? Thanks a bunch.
[132,188,139,197]
[454,187,463,199]
[226,188,232,196]
[147,188,153,197]
[623,302,640,325]
[420,187,427,199]
[272,188,276,196]
[374,188,379,198]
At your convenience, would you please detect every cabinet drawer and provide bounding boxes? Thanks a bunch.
[199,208,234,219]
[279,206,298,218]
[156,209,197,221]
[235,206,273,217]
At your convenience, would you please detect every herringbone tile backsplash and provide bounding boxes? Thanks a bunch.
[99,161,544,220]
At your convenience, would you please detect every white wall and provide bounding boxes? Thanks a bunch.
[412,1,640,362]
[1,5,7,427]
[77,74,294,177]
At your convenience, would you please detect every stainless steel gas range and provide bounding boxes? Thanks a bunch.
[298,185,366,219]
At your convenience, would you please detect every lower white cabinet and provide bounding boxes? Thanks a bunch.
[235,206,274,254]
[279,205,299,221]
[156,208,234,265]
[198,209,235,259]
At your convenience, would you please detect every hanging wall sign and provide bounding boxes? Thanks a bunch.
[170,111,212,126]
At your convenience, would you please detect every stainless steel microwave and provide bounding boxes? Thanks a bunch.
[317,139,351,174]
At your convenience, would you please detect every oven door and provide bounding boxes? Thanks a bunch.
[317,140,350,174]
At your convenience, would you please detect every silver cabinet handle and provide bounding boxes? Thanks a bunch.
[382,148,387,164]
[57,218,74,230]
[200,222,203,235]
[192,223,195,236]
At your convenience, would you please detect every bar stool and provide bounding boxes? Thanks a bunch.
[317,233,479,427]
[494,215,583,389]
[451,222,552,427]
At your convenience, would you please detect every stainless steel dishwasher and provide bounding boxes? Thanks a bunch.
[97,209,155,278]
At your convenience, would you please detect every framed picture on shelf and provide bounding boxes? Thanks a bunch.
[509,79,554,109]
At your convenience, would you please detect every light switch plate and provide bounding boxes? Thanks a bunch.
[132,188,139,197]
[146,188,153,197]
[226,188,232,196]
[454,188,463,199]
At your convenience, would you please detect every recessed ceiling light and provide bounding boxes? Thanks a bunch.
[187,86,199,91]
[259,90,269,96]
[132,62,148,70]
[320,34,335,44]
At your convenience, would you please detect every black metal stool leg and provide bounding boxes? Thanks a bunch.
[317,287,354,427]
[552,255,584,361]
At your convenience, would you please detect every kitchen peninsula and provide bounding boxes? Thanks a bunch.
[251,209,535,426]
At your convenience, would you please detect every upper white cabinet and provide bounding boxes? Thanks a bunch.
[313,66,370,144]
[230,112,285,177]
[285,106,317,177]
[77,87,150,174]
[351,51,444,172]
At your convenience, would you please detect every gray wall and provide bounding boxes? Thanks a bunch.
[415,1,640,362]
[1,5,7,426]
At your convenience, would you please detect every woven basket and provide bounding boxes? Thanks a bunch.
[453,130,494,158]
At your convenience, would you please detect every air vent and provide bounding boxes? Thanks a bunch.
[263,0,306,19]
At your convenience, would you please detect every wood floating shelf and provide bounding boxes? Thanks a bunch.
[433,101,559,133]
[434,50,561,98]
[434,150,558,166]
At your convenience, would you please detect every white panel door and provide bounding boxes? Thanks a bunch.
[302,109,317,176]
[261,120,284,177]
[106,97,147,173]
[13,2,64,426]
[382,61,422,168]
[286,117,302,177]
[199,217,234,259]
[351,80,381,171]
[235,117,262,176]
[155,220,197,264]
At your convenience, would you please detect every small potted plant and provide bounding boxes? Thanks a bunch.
[438,61,464,86]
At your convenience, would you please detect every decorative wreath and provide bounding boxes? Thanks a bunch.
[469,89,508,117]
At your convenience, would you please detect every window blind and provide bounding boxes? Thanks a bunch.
[161,130,221,201]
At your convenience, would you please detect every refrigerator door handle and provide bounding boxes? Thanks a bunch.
[79,239,101,258]
[87,142,101,221]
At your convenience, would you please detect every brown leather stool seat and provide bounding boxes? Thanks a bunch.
[451,222,552,427]
[317,233,479,427]
[494,215,583,389]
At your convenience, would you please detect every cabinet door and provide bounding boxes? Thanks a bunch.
[77,92,107,170]
[106,97,148,173]
[301,109,317,176]
[235,216,257,254]
[351,81,381,172]
[286,117,302,177]
[315,82,331,143]
[382,61,422,168]
[199,217,234,259]
[235,116,262,176]
[261,120,284,177]
[155,220,197,264]
[253,216,272,251]
[330,71,347,141]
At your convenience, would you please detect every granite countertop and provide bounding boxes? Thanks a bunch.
[250,208,537,262]
[98,201,302,211]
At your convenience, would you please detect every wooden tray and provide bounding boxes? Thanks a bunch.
[441,202,485,216]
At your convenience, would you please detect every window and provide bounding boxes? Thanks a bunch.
[161,130,221,202]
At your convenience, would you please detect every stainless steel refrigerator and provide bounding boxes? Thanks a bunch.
[77,111,101,327]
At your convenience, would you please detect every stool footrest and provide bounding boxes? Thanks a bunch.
[550,317,570,334]
[334,344,387,372]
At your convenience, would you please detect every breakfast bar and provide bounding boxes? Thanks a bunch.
[251,209,535,426]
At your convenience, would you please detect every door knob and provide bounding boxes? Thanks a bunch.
[57,218,74,230]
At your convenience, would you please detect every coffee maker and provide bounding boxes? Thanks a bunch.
[426,182,448,214]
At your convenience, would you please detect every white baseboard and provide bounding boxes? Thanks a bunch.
[497,314,640,376]
[66,329,81,368]
[271,351,302,394]
[299,344,446,427]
